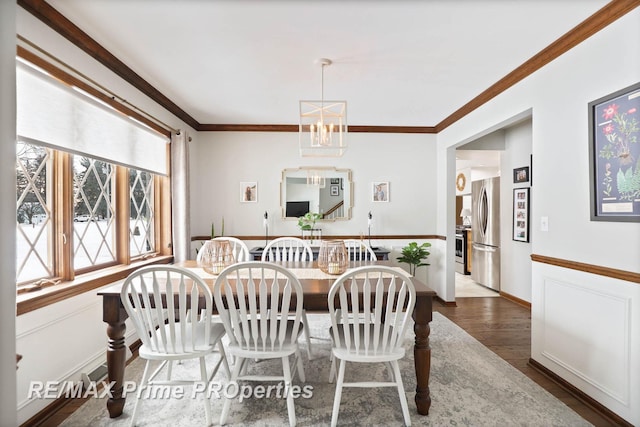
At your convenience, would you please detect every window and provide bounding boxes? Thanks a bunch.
[16,142,165,287]
[15,56,171,301]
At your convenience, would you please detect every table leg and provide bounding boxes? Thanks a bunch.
[413,295,432,415]
[103,295,127,418]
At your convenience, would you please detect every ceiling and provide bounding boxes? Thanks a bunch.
[41,0,610,128]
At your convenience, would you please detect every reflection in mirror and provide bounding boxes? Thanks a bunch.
[280,167,352,220]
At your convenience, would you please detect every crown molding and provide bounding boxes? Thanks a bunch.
[198,124,436,133]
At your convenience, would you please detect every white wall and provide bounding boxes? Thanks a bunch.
[500,120,532,301]
[437,10,640,424]
[1,1,18,425]
[471,168,500,181]
[190,131,438,240]
[189,131,441,292]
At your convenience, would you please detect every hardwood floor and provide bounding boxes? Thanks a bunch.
[434,297,620,427]
[36,296,621,426]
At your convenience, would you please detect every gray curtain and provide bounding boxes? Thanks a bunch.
[170,130,191,262]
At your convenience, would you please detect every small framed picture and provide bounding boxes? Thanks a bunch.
[240,182,257,202]
[513,166,530,184]
[330,185,339,196]
[372,182,389,202]
[330,178,340,185]
[513,187,530,242]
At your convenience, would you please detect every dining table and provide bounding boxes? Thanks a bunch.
[98,259,436,418]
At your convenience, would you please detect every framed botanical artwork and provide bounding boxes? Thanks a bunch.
[513,187,529,242]
[372,182,389,202]
[330,185,339,196]
[240,182,257,202]
[588,81,640,222]
[513,166,530,184]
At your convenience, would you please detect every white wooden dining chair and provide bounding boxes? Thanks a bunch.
[331,240,378,324]
[327,266,416,427]
[261,236,313,262]
[213,262,306,427]
[120,265,229,427]
[343,239,378,262]
[261,237,315,358]
[196,236,250,263]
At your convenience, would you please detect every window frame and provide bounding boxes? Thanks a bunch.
[16,51,173,316]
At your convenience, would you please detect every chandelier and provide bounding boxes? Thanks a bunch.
[299,58,347,157]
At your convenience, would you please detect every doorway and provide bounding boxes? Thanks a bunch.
[455,147,502,298]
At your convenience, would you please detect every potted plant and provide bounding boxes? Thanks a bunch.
[297,212,322,242]
[397,241,431,275]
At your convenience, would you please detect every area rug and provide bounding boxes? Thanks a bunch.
[60,313,591,426]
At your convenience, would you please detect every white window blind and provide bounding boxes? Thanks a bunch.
[16,61,169,175]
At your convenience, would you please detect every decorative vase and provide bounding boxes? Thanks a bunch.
[198,240,235,275]
[301,228,322,244]
[318,240,348,275]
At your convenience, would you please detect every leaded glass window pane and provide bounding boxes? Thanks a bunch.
[73,156,116,269]
[130,169,155,257]
[16,141,53,283]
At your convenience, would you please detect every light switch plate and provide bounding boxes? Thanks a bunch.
[540,216,549,231]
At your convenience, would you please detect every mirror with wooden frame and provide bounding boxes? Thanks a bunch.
[280,167,353,220]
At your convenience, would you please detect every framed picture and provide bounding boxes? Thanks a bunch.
[513,166,530,184]
[588,81,640,222]
[330,178,340,185]
[240,182,257,202]
[372,182,389,202]
[513,188,530,242]
[330,185,339,196]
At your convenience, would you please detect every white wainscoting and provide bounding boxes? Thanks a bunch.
[16,279,137,424]
[531,262,639,425]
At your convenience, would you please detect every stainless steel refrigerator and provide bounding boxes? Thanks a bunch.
[471,177,500,291]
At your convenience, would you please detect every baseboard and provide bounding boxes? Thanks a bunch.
[129,337,142,354]
[435,295,457,307]
[528,358,633,427]
[20,395,73,427]
[499,291,531,309]
[20,340,141,427]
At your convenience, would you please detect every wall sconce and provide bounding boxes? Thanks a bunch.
[367,211,374,249]
[263,211,269,245]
